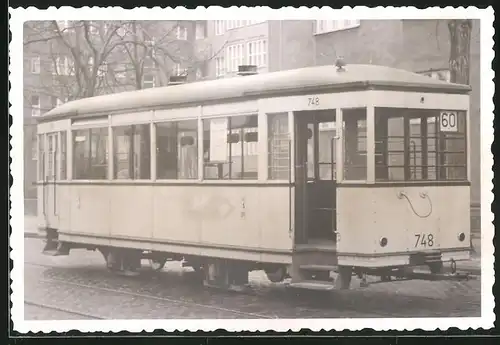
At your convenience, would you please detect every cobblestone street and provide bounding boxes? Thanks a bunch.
[24,237,481,320]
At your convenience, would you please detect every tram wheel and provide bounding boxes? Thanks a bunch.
[149,259,167,271]
[428,262,444,274]
[334,266,352,290]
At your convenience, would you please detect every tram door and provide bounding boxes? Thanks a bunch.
[294,110,337,245]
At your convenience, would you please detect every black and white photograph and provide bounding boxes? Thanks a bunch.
[9,6,494,332]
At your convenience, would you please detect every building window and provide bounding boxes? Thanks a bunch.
[203,115,259,180]
[375,108,467,181]
[314,20,360,35]
[247,39,267,67]
[226,20,246,30]
[195,22,206,40]
[60,131,67,180]
[226,43,245,73]
[156,120,198,180]
[143,74,155,88]
[113,124,151,180]
[268,113,290,180]
[215,56,225,78]
[51,96,65,109]
[175,26,188,40]
[247,20,266,25]
[97,62,108,77]
[53,56,72,76]
[30,56,40,74]
[73,128,109,180]
[31,95,40,117]
[215,20,225,36]
[172,63,186,76]
[56,20,70,31]
[343,108,367,181]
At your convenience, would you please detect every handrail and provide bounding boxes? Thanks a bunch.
[288,140,292,239]
[53,146,57,216]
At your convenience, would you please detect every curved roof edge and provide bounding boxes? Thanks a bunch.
[40,64,471,121]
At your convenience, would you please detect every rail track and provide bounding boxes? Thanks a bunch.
[25,261,277,319]
[24,300,106,320]
[24,259,480,319]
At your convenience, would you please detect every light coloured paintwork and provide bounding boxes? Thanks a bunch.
[35,64,472,269]
[40,64,469,120]
[46,184,293,262]
[336,185,471,255]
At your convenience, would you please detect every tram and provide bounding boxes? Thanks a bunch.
[35,63,472,291]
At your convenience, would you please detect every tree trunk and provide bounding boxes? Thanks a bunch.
[446,19,472,180]
[448,19,472,85]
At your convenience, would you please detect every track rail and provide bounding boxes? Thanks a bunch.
[24,300,106,320]
[26,262,276,319]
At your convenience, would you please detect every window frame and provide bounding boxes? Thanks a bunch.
[226,43,245,73]
[202,114,260,181]
[31,94,41,117]
[175,25,188,40]
[30,56,40,74]
[314,20,361,35]
[155,119,199,181]
[247,39,268,68]
[215,20,225,35]
[215,55,225,78]
[373,107,468,182]
[112,124,152,180]
[72,127,109,180]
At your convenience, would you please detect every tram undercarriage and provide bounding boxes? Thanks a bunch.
[40,228,474,294]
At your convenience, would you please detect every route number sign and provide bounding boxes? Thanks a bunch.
[439,111,458,132]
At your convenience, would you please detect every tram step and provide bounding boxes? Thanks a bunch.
[288,280,335,291]
[300,264,336,272]
[42,249,69,256]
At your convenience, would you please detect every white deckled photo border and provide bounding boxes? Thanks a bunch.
[9,6,495,333]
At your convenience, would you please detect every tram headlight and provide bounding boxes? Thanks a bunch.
[458,232,466,242]
[379,237,388,247]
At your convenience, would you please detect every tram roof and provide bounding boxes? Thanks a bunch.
[42,64,471,120]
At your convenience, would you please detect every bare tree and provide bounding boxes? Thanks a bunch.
[448,19,472,85]
[24,20,226,104]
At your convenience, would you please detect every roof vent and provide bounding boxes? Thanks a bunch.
[335,57,346,72]
[168,75,187,85]
[238,65,258,76]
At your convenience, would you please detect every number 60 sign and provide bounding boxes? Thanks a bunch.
[439,111,458,132]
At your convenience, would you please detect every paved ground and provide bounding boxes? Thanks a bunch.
[23,237,481,320]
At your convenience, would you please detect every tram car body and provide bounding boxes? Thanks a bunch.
[36,64,472,290]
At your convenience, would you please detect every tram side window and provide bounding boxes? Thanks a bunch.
[203,115,259,180]
[113,124,151,180]
[46,133,58,180]
[38,134,44,180]
[60,131,67,180]
[343,108,367,181]
[268,113,290,180]
[156,120,198,179]
[73,128,109,180]
[374,108,467,181]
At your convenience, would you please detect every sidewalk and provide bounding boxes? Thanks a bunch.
[23,215,41,239]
